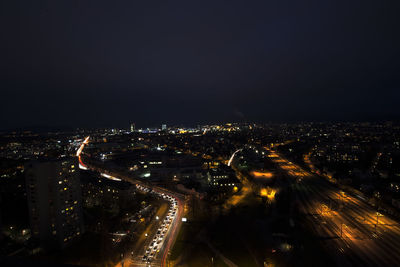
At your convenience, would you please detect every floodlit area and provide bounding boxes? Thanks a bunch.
[251,171,273,178]
[260,187,277,200]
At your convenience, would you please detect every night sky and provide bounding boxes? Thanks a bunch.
[1,1,400,129]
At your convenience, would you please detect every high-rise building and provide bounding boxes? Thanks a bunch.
[130,123,135,132]
[25,158,84,250]
[161,124,167,131]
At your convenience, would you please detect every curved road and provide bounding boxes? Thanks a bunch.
[77,137,185,267]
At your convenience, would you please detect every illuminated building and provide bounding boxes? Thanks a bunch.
[207,166,239,188]
[162,124,167,131]
[25,158,84,249]
[130,123,135,132]
[80,171,133,209]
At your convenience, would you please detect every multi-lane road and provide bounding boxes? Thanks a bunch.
[265,147,400,266]
[77,137,185,267]
[77,135,400,266]
[128,184,184,267]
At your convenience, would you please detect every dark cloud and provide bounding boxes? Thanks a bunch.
[1,0,400,129]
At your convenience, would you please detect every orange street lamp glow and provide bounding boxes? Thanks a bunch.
[260,188,276,200]
[281,165,297,170]
[260,188,268,197]
[252,171,273,178]
[267,189,276,200]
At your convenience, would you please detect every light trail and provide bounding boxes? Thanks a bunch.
[100,173,122,181]
[77,136,90,169]
[228,149,241,166]
[161,197,183,267]
[76,136,90,156]
[135,184,183,267]
[77,136,184,266]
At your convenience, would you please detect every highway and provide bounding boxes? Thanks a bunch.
[77,137,185,267]
[265,147,400,266]
[77,135,400,266]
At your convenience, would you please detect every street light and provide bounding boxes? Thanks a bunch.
[375,212,384,233]
[120,253,124,267]
[340,223,347,238]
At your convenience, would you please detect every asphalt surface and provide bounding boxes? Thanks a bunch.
[267,148,400,266]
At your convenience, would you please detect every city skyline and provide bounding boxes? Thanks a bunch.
[1,1,400,266]
[2,122,400,266]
